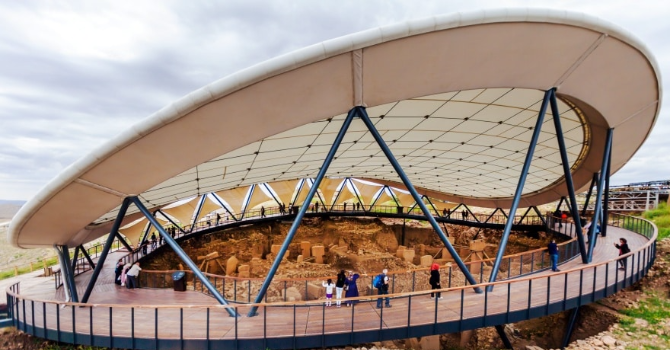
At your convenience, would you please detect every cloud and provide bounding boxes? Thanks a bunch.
[0,0,668,200]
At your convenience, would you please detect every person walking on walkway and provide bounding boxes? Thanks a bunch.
[376,276,391,308]
[335,270,346,307]
[548,239,560,272]
[614,238,630,270]
[429,263,442,299]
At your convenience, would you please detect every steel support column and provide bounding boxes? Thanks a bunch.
[55,245,78,302]
[210,195,239,222]
[291,179,306,207]
[248,107,358,317]
[587,128,613,262]
[581,173,598,216]
[602,147,612,237]
[70,245,80,272]
[531,206,547,226]
[516,206,533,225]
[79,245,96,269]
[262,183,283,208]
[156,210,190,235]
[115,233,133,252]
[191,194,208,229]
[81,197,131,303]
[562,307,580,349]
[483,208,502,224]
[348,178,366,211]
[494,325,513,350]
[488,89,551,289]
[130,197,237,317]
[357,106,480,290]
[549,89,587,262]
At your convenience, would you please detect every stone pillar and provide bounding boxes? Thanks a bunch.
[296,255,304,263]
[420,255,433,267]
[396,245,406,258]
[238,264,250,278]
[402,249,415,263]
[226,255,239,276]
[300,241,311,258]
[312,245,325,264]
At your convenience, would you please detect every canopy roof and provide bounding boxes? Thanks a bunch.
[9,8,661,248]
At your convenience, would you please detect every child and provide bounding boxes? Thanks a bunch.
[322,278,335,306]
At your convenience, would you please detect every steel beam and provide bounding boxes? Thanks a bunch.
[488,89,551,289]
[531,206,547,226]
[55,245,78,302]
[494,325,513,350]
[348,178,366,211]
[70,245,80,272]
[81,197,131,303]
[115,233,133,252]
[130,197,237,317]
[550,89,587,262]
[587,128,613,262]
[262,183,283,208]
[602,147,612,236]
[79,245,96,269]
[581,173,598,217]
[291,179,306,207]
[191,194,208,230]
[516,207,533,225]
[483,208,502,224]
[562,307,580,349]
[210,194,239,222]
[357,106,481,290]
[248,106,358,317]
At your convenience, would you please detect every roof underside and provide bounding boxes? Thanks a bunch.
[9,8,661,248]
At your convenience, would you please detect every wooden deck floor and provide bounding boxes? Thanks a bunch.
[11,226,650,344]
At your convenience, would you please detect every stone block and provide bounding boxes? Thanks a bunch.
[420,255,433,267]
[417,244,425,256]
[271,244,282,255]
[226,255,238,276]
[420,335,440,350]
[238,265,250,278]
[402,249,415,263]
[251,244,263,259]
[312,245,325,264]
[297,255,303,263]
[307,283,322,300]
[396,245,406,258]
[300,241,311,257]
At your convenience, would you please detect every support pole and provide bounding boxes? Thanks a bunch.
[602,148,612,237]
[483,208,501,224]
[210,194,239,222]
[115,233,133,252]
[247,106,358,317]
[463,204,480,223]
[79,245,96,269]
[348,178,366,211]
[55,245,78,302]
[516,207,533,225]
[488,89,550,290]
[357,107,481,290]
[70,245,80,272]
[156,210,190,235]
[81,197,131,303]
[130,197,237,317]
[262,183,283,208]
[562,307,580,349]
[587,129,613,262]
[531,206,547,226]
[495,325,514,350]
[291,179,306,207]
[191,194,208,230]
[581,173,598,216]
[549,89,587,262]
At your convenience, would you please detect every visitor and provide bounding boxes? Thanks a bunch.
[150,233,157,250]
[554,209,563,228]
[322,278,334,307]
[120,262,131,287]
[216,213,221,225]
[315,202,319,213]
[344,271,361,307]
[429,263,442,299]
[114,259,124,285]
[442,208,447,217]
[548,239,560,272]
[260,206,265,218]
[126,262,142,289]
[141,240,148,255]
[377,276,391,308]
[335,270,346,307]
[614,238,630,270]
[343,202,347,211]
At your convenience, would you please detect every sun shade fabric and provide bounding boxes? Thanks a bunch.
[194,196,224,223]
[333,181,359,205]
[160,196,201,226]
[317,178,341,206]
[246,186,275,210]
[373,190,398,208]
[352,179,384,205]
[267,180,299,206]
[216,186,251,213]
[392,190,417,207]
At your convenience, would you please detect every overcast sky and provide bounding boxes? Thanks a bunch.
[0,0,668,201]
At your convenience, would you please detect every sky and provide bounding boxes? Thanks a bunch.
[0,0,669,201]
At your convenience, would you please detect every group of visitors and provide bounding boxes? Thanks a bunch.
[322,270,362,307]
[114,259,142,289]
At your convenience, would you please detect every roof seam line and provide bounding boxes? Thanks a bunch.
[554,33,608,88]
[613,100,659,128]
[74,179,129,198]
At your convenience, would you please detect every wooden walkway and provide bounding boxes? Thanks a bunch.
[9,225,652,349]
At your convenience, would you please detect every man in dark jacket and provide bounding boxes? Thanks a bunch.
[548,239,559,272]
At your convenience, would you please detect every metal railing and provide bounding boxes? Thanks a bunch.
[6,214,656,350]
[53,240,123,289]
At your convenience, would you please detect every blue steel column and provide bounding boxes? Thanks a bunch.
[115,233,134,252]
[356,106,480,289]
[240,185,255,219]
[587,129,613,262]
[549,89,588,262]
[348,178,366,211]
[247,107,358,317]
[210,195,239,222]
[79,245,96,269]
[581,173,598,216]
[70,245,80,272]
[487,89,551,289]
[190,194,208,231]
[130,197,237,317]
[602,148,612,236]
[81,197,131,303]
[56,245,78,302]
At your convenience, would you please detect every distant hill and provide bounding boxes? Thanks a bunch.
[0,200,25,221]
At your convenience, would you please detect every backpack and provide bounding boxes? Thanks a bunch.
[373,274,384,288]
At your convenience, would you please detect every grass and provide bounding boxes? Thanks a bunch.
[620,293,670,324]
[642,203,670,240]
